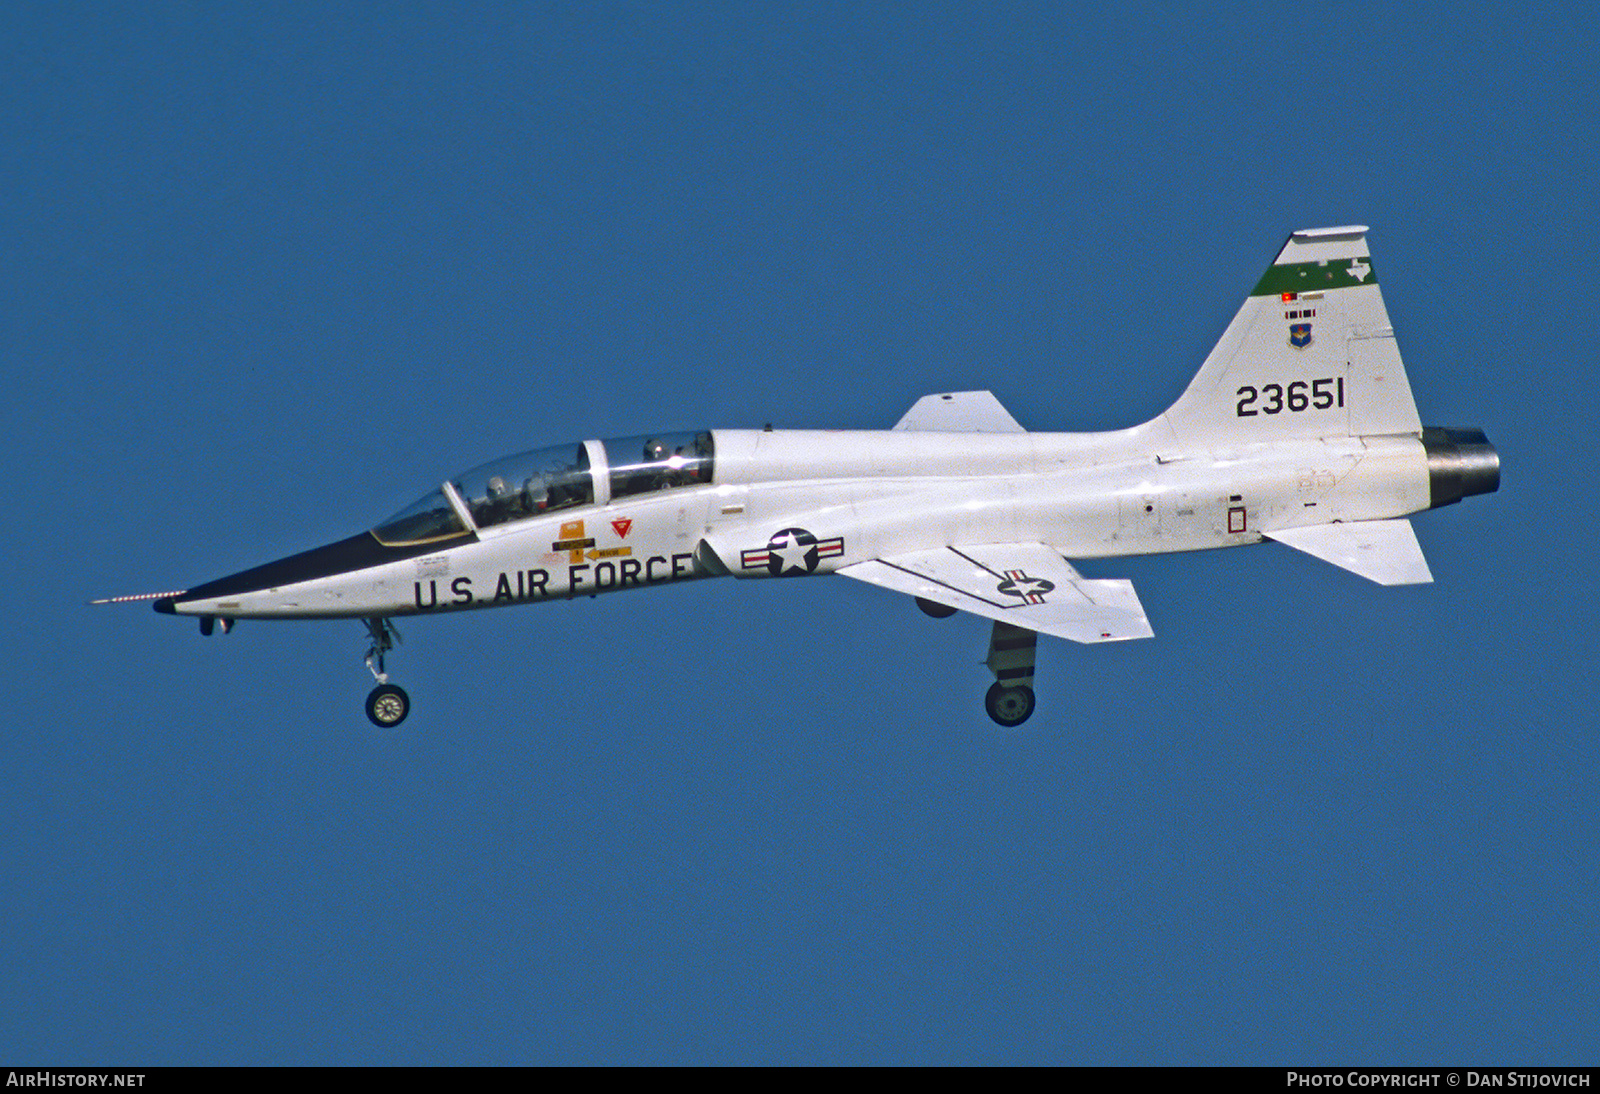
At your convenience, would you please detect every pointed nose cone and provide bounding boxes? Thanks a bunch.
[1422,427,1500,509]
[158,531,428,615]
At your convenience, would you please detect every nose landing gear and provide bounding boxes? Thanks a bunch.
[366,683,410,727]
[363,617,410,727]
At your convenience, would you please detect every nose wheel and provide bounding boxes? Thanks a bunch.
[366,683,411,727]
[362,617,410,727]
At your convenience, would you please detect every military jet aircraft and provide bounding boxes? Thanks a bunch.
[98,226,1498,727]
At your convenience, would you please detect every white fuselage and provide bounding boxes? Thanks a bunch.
[171,423,1431,621]
[135,226,1500,731]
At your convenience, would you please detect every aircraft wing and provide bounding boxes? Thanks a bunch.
[838,543,1154,643]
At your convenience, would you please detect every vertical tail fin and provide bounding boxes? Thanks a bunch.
[1161,227,1421,446]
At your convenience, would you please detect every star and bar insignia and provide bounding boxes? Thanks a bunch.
[740,527,845,576]
[995,570,1054,604]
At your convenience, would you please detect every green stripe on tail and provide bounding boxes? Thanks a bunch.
[1252,257,1377,296]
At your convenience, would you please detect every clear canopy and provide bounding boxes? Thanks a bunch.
[371,487,468,546]
[605,432,715,499]
[451,443,593,530]
[371,433,713,545]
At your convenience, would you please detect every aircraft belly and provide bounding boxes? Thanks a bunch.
[178,567,410,619]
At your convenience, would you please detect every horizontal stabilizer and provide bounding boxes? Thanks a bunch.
[893,391,1026,433]
[1265,520,1433,586]
[840,542,1153,643]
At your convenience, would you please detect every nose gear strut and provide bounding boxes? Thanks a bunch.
[362,617,410,727]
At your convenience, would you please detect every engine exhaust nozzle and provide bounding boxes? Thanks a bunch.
[1423,426,1500,508]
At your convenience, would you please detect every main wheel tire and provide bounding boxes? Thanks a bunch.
[916,597,957,619]
[366,683,411,727]
[985,682,1035,727]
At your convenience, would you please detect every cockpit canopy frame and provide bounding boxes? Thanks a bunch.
[371,432,714,546]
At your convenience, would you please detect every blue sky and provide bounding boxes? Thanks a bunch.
[2,2,1594,1064]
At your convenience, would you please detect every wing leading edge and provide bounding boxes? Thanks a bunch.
[839,543,1153,643]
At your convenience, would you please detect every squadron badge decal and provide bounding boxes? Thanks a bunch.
[1289,322,1313,349]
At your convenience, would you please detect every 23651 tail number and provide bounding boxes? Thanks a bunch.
[1236,377,1344,417]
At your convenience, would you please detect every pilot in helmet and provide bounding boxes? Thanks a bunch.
[483,475,511,521]
[523,475,550,511]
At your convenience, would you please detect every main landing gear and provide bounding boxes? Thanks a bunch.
[363,617,410,727]
[918,600,1041,726]
[984,621,1038,727]
[985,681,1036,727]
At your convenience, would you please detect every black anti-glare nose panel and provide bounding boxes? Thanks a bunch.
[158,531,468,610]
